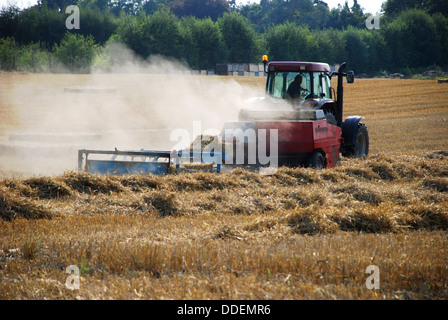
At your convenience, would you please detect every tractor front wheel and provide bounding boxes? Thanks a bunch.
[308,151,325,170]
[343,124,369,158]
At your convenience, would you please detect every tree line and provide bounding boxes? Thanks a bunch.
[0,0,447,74]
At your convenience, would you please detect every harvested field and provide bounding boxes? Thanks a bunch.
[0,72,447,300]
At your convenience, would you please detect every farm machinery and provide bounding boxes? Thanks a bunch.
[78,57,369,175]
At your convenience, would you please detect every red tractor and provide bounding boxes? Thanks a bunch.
[220,57,369,169]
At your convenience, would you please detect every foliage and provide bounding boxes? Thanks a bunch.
[72,5,118,45]
[17,42,51,72]
[0,37,50,72]
[264,22,314,61]
[239,0,368,32]
[116,9,183,60]
[0,4,20,39]
[52,32,99,72]
[311,28,345,66]
[167,0,231,21]
[0,37,18,71]
[13,6,66,50]
[381,9,438,70]
[182,16,227,69]
[217,12,260,63]
[340,27,369,73]
[383,0,448,17]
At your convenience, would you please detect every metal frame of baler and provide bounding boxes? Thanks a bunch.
[78,149,225,175]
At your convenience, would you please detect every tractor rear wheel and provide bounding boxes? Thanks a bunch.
[308,151,325,170]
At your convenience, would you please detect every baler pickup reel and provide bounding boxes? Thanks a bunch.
[78,149,225,175]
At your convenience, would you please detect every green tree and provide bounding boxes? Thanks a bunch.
[304,1,331,29]
[311,28,345,65]
[362,29,388,74]
[290,0,315,27]
[325,1,366,29]
[239,3,268,33]
[264,22,314,61]
[73,5,118,45]
[0,4,21,39]
[53,32,99,72]
[109,0,168,16]
[341,26,369,73]
[238,0,369,30]
[38,0,79,11]
[349,0,367,28]
[432,13,448,67]
[140,0,168,15]
[109,0,141,15]
[182,16,227,69]
[217,12,260,63]
[116,9,183,60]
[424,0,448,16]
[381,9,438,70]
[383,0,448,17]
[0,37,18,71]
[81,0,111,11]
[17,42,50,72]
[168,0,231,20]
[179,17,200,67]
[15,6,66,50]
[115,14,141,54]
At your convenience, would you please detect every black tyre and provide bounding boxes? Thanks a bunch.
[308,151,325,170]
[343,124,369,158]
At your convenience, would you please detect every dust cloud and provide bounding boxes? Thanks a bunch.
[0,43,263,177]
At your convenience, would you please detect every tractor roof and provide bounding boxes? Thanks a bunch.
[268,62,330,73]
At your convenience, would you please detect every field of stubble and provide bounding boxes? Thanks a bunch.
[0,72,447,300]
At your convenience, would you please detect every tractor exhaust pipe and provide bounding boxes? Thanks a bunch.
[336,62,347,127]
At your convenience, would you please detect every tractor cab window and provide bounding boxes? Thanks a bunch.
[267,71,333,101]
[267,72,310,100]
[314,72,331,99]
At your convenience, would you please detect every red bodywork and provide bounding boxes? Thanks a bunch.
[255,120,342,168]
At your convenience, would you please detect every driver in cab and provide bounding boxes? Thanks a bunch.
[285,74,305,105]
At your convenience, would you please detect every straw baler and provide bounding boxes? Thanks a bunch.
[78,58,369,175]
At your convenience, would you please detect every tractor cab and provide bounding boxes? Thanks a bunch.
[265,61,333,105]
[238,60,341,125]
[258,57,355,127]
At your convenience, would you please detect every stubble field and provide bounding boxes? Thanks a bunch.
[0,72,447,300]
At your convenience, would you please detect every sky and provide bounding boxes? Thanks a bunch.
[0,0,385,14]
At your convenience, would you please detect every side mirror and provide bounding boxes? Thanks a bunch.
[347,71,355,84]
